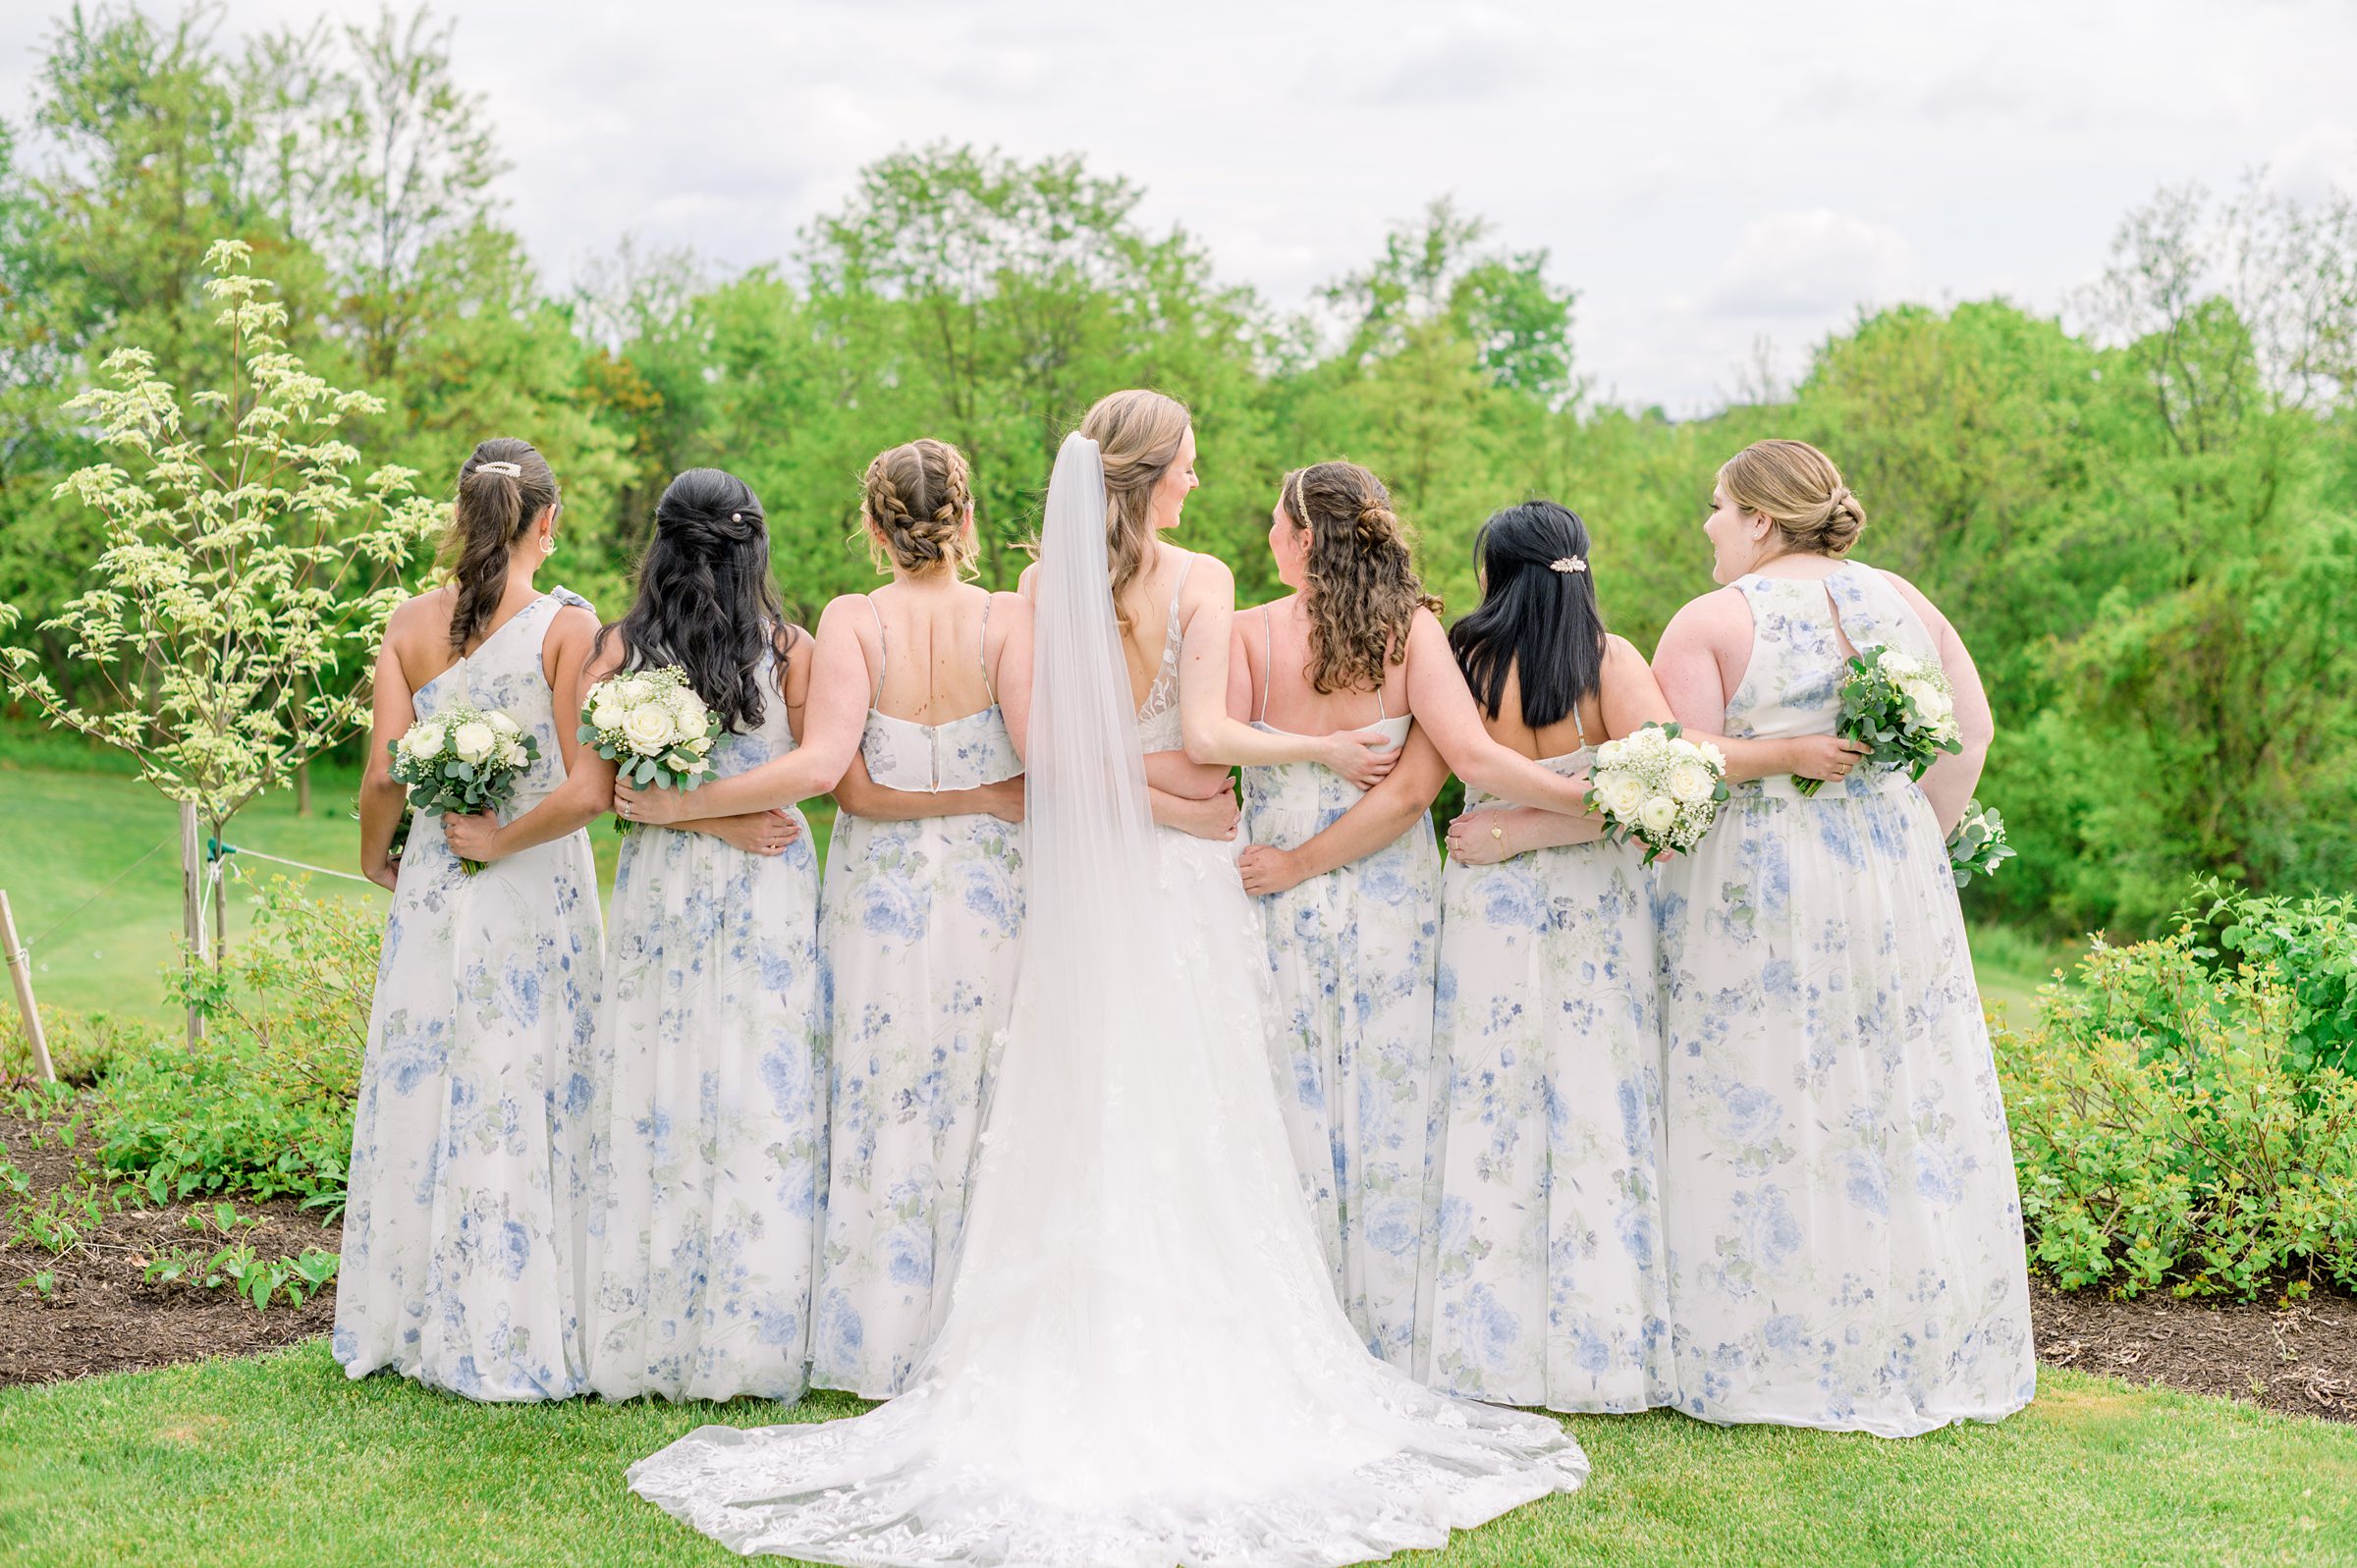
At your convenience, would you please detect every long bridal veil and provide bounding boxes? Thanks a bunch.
[626,433,1587,1567]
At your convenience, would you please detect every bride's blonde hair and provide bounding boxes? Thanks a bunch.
[1078,389,1191,632]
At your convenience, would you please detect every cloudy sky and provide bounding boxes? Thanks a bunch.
[5,0,2353,411]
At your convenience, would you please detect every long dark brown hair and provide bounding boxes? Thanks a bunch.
[1448,500,1607,729]
[593,467,792,734]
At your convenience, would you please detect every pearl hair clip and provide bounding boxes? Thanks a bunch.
[476,460,522,477]
[731,513,743,522]
[1550,556,1587,573]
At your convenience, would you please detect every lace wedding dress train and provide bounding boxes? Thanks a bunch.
[626,435,1586,1567]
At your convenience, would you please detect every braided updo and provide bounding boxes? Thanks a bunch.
[593,467,790,734]
[1719,438,1866,557]
[1280,460,1442,695]
[860,438,975,576]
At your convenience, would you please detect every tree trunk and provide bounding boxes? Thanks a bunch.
[179,800,207,1048]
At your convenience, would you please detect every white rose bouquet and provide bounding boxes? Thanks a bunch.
[1795,644,1963,797]
[578,666,721,830]
[1583,721,1728,863]
[387,705,539,873]
[1946,797,2015,888]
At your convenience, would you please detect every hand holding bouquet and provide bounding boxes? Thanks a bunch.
[1946,797,2014,888]
[1585,722,1728,863]
[1795,644,1962,796]
[388,706,539,873]
[579,667,721,829]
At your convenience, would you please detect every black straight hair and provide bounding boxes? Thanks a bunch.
[593,467,791,734]
[1447,500,1608,730]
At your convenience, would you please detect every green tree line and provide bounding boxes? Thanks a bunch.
[4,2,2354,939]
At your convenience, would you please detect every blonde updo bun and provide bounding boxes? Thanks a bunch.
[1720,438,1866,557]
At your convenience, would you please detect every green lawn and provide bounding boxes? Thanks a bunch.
[0,755,835,1026]
[0,1341,2348,1566]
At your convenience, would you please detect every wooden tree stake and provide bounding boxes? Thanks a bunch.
[0,890,55,1083]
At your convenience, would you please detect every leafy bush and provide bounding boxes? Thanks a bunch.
[0,1004,137,1084]
[95,878,376,1217]
[2179,877,2357,1077]
[1997,933,2357,1299]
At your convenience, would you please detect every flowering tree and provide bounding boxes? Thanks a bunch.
[0,240,440,1039]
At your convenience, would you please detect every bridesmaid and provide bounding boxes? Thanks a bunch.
[812,439,1034,1398]
[567,468,850,1403]
[1229,463,1449,1372]
[1416,500,1679,1413]
[1650,438,2035,1434]
[1224,460,1614,1374]
[339,437,605,1401]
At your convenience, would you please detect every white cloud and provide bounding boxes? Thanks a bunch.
[1703,209,1916,319]
[1,0,2354,413]
[2263,121,2357,203]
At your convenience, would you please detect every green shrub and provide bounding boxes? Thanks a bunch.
[94,878,376,1217]
[1997,933,2357,1299]
[0,1004,137,1084]
[2179,877,2357,1077]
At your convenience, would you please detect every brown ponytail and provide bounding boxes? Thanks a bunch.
[441,437,559,652]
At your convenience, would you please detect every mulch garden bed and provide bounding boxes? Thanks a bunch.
[3,1105,2351,1424]
[2030,1276,2356,1424]
[0,1108,338,1385]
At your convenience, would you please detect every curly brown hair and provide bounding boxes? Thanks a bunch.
[1280,461,1442,695]
[860,438,976,576]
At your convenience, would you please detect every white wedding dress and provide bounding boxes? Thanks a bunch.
[626,436,1587,1567]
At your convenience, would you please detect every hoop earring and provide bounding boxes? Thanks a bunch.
[541,533,557,556]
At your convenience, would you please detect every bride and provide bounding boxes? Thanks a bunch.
[627,391,1588,1567]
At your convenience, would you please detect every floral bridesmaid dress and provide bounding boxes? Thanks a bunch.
[1238,617,1440,1373]
[584,642,826,1402]
[1654,562,2035,1434]
[336,587,603,1401]
[812,600,1024,1396]
[1422,708,1673,1413]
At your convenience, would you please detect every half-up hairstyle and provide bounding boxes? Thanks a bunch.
[1077,389,1191,632]
[593,467,791,734]
[1447,500,1608,730]
[1280,461,1443,695]
[1719,438,1866,557]
[442,437,559,652]
[861,438,976,576]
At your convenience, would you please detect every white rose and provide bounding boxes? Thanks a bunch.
[1697,741,1727,772]
[451,720,496,765]
[1669,761,1715,803]
[1602,777,1646,818]
[1880,652,1924,679]
[406,722,446,758]
[1595,739,1625,767]
[622,704,674,753]
[590,698,624,730]
[1639,795,1679,836]
[497,737,527,768]
[671,690,710,736]
[487,711,521,735]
